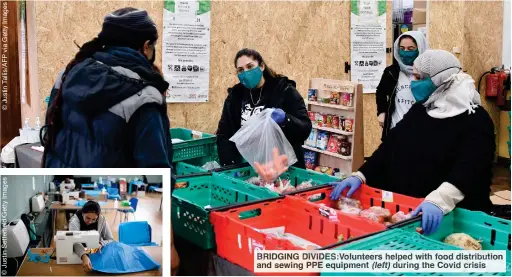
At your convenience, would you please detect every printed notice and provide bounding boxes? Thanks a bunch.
[254,250,508,273]
[162,0,211,103]
[350,0,387,93]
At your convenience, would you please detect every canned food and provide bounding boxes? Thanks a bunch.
[344,118,354,133]
[332,116,340,129]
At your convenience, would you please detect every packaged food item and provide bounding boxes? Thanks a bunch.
[390,211,413,223]
[359,207,391,223]
[325,115,333,128]
[314,166,333,176]
[308,112,316,124]
[327,135,342,154]
[337,196,362,209]
[344,118,354,133]
[444,233,482,250]
[416,227,424,234]
[341,93,353,107]
[339,116,345,130]
[175,182,188,189]
[340,140,352,156]
[330,91,340,105]
[308,89,318,101]
[296,180,314,190]
[246,177,262,186]
[332,116,340,129]
[315,113,324,127]
[316,131,329,150]
[304,151,317,170]
[306,129,318,147]
[320,98,330,104]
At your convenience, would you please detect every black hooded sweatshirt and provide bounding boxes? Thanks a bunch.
[216,76,312,168]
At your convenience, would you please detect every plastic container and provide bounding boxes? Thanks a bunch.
[215,164,339,195]
[210,196,386,274]
[288,184,423,228]
[170,128,216,162]
[175,155,221,176]
[321,228,511,276]
[393,208,511,252]
[171,173,278,250]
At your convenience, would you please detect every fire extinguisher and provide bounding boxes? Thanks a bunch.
[478,67,509,98]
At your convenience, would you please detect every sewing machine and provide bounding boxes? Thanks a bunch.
[62,191,81,205]
[59,180,76,194]
[55,231,99,264]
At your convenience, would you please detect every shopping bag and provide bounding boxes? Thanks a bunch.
[230,109,297,182]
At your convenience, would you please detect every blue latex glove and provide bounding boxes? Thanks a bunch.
[271,109,286,124]
[329,176,362,200]
[411,202,443,235]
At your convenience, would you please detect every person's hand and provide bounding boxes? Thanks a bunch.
[254,148,289,183]
[411,202,443,235]
[378,113,386,128]
[81,255,92,272]
[271,109,286,125]
[329,176,362,200]
[97,244,103,253]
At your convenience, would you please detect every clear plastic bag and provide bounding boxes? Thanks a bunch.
[230,109,297,182]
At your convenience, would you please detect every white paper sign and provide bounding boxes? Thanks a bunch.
[351,0,387,93]
[162,0,211,103]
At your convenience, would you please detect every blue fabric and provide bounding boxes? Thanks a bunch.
[43,47,173,168]
[411,202,443,235]
[119,221,156,246]
[89,242,160,274]
[75,200,107,207]
[82,183,95,188]
[329,176,362,200]
[85,190,102,198]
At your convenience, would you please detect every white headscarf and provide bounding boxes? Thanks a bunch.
[393,31,429,76]
[413,50,481,119]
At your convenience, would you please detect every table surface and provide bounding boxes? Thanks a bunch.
[17,246,162,276]
[50,201,132,211]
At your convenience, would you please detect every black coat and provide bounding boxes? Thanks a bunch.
[359,104,495,213]
[376,64,400,141]
[216,76,312,168]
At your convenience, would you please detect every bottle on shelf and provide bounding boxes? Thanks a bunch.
[35,117,41,130]
[24,118,30,130]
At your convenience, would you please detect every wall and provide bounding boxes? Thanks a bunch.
[429,0,504,149]
[74,175,163,183]
[3,176,50,222]
[34,0,392,157]
[33,1,505,158]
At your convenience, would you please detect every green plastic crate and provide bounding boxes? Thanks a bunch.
[170,128,216,162]
[322,229,511,276]
[175,155,221,176]
[216,165,339,195]
[171,173,278,249]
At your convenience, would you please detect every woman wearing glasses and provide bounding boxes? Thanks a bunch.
[69,201,114,272]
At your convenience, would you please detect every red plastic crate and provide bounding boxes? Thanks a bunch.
[210,196,385,275]
[289,184,424,228]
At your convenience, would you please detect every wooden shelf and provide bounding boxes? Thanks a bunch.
[307,101,354,111]
[302,145,352,161]
[313,126,353,136]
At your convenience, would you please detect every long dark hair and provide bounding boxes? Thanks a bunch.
[234,48,282,81]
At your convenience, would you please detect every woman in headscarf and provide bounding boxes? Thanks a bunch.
[330,50,495,235]
[376,31,429,141]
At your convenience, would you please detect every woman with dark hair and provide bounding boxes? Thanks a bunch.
[42,7,173,169]
[69,201,114,272]
[376,31,428,141]
[216,48,312,168]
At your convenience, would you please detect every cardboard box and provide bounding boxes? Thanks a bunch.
[413,8,427,24]
[414,0,427,10]
[490,190,511,205]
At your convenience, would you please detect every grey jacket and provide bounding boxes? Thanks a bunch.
[69,214,114,258]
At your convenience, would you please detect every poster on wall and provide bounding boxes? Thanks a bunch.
[350,0,387,93]
[162,0,211,103]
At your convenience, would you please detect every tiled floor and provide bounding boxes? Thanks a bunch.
[53,192,163,246]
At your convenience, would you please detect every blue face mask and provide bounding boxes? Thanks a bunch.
[410,77,437,102]
[238,67,263,89]
[399,49,419,66]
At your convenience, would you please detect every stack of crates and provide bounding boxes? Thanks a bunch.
[170,128,219,176]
